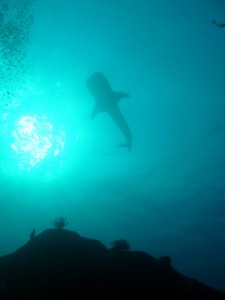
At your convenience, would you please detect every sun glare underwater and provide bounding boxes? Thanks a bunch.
[1,101,80,178]
[11,115,65,169]
[0,86,79,178]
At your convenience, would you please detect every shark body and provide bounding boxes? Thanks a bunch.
[86,72,132,152]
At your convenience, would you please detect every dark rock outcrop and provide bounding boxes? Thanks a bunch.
[0,229,224,300]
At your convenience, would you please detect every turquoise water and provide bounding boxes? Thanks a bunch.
[0,0,225,292]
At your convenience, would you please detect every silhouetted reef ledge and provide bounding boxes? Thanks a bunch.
[0,229,224,300]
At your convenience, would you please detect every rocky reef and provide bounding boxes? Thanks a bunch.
[0,229,225,300]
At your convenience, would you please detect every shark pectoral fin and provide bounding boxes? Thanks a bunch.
[114,91,130,103]
[117,141,132,152]
[91,104,100,120]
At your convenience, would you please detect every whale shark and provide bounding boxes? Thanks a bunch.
[86,72,132,152]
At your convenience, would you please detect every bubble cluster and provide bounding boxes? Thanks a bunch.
[0,0,34,108]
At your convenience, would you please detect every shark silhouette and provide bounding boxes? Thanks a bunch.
[86,72,132,152]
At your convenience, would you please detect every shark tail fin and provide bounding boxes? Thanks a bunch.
[117,141,132,152]
[114,91,130,102]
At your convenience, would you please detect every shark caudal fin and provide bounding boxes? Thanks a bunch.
[117,141,132,152]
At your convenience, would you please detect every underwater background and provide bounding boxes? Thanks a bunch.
[0,0,225,293]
